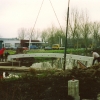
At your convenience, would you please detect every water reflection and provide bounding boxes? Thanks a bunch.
[3,57,92,79]
[30,58,63,70]
[30,58,91,70]
[30,58,74,69]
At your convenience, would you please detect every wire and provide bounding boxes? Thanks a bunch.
[29,0,44,49]
[30,0,64,38]
[30,0,44,38]
[49,0,64,34]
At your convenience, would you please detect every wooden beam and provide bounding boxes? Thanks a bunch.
[0,66,62,73]
[77,60,87,69]
[0,66,30,72]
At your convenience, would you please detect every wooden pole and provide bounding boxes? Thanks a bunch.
[63,0,70,70]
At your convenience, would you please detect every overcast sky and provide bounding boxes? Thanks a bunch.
[0,0,100,38]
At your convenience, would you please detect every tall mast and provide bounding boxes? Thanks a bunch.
[63,0,70,70]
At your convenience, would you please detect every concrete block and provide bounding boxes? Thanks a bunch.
[68,79,80,100]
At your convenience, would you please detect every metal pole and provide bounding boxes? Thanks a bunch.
[58,36,60,46]
[63,0,70,70]
[59,36,60,46]
[29,32,32,50]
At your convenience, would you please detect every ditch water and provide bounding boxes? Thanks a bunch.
[30,56,93,70]
[3,56,93,78]
[30,59,63,70]
[30,58,79,70]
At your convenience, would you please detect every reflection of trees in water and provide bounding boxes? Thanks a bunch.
[32,58,75,69]
[49,58,63,69]
[41,62,51,69]
[32,58,91,69]
[36,58,61,69]
[66,59,79,68]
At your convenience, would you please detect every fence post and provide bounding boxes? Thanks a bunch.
[68,79,80,100]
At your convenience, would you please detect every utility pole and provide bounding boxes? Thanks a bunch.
[63,0,70,70]
[29,32,32,50]
[58,36,60,46]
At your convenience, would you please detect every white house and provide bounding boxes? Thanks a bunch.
[0,38,20,48]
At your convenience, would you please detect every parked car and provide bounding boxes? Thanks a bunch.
[30,45,38,49]
[52,44,60,50]
[44,46,52,50]
[22,47,28,50]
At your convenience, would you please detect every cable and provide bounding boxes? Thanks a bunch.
[29,0,44,49]
[30,0,64,39]
[49,0,64,34]
[30,0,44,38]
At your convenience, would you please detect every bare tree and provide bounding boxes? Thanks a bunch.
[28,28,41,40]
[41,29,48,42]
[41,25,65,47]
[79,11,91,55]
[69,9,81,49]
[18,28,27,40]
[91,22,100,48]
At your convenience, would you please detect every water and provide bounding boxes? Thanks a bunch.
[30,57,93,70]
[30,58,79,70]
[30,59,63,70]
[3,57,93,79]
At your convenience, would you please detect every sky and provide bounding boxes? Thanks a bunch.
[0,0,100,38]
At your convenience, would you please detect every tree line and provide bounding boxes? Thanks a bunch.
[18,9,100,51]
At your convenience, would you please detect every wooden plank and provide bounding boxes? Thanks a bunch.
[77,60,87,69]
[0,66,62,73]
[0,66,30,72]
[0,61,19,66]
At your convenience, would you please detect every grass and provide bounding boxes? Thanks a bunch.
[6,48,87,55]
[6,49,65,54]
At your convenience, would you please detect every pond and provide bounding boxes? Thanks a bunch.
[30,56,93,70]
[30,58,80,70]
[30,58,63,70]
[3,60,92,79]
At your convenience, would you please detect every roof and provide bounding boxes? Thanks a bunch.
[0,38,19,41]
[26,42,46,44]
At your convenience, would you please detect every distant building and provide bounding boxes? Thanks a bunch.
[20,40,45,49]
[0,38,20,49]
[0,38,46,49]
[0,40,3,49]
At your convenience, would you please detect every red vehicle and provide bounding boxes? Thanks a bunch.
[22,47,28,50]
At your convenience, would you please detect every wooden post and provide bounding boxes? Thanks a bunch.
[68,79,80,100]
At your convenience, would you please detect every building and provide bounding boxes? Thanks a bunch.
[0,38,20,49]
[0,38,46,49]
[0,40,3,49]
[20,40,46,49]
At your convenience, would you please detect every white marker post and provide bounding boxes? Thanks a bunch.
[68,79,80,100]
